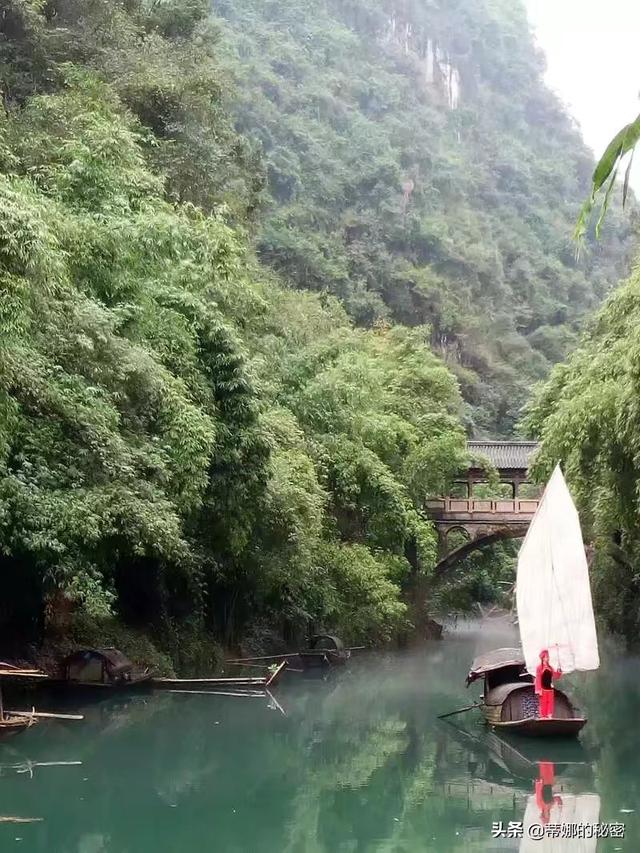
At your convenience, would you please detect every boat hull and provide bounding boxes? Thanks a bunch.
[476,679,586,738]
[46,675,153,692]
[298,650,349,669]
[482,712,587,737]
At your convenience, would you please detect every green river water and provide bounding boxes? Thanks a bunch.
[0,619,638,852]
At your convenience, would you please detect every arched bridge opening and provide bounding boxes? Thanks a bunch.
[432,521,530,576]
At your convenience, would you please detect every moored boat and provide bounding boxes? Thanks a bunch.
[224,634,356,671]
[298,635,350,669]
[54,648,154,690]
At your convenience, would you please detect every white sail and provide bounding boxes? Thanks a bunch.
[516,464,599,675]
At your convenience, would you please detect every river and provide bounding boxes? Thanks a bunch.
[0,619,638,852]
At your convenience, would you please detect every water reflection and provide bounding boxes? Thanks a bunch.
[521,789,601,852]
[532,761,563,825]
[0,624,636,851]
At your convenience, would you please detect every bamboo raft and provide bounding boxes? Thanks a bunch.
[0,666,46,739]
[151,660,288,691]
[225,635,364,670]
[0,665,83,739]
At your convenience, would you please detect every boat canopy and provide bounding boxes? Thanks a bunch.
[483,681,534,707]
[63,648,134,683]
[467,648,525,684]
[308,634,345,652]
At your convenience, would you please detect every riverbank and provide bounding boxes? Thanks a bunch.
[1,608,448,680]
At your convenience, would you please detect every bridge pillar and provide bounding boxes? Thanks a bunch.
[458,477,524,499]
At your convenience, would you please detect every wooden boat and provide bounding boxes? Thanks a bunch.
[466,648,587,737]
[466,467,598,737]
[298,635,350,669]
[225,634,357,671]
[53,648,154,690]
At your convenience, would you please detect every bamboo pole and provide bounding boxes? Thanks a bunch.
[10,710,84,721]
[437,702,483,720]
[266,661,288,687]
[265,689,287,717]
[2,761,82,771]
[167,689,266,698]
[226,646,366,664]
[0,669,48,678]
[225,653,301,663]
[0,817,43,824]
[153,676,268,686]
[227,662,304,673]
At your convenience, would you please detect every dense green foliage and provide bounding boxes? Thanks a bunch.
[211,0,632,435]
[1,0,635,660]
[0,0,470,658]
[524,267,640,639]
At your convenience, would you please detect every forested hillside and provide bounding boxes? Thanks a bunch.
[211,0,632,434]
[0,0,469,665]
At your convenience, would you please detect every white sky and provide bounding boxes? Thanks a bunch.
[526,0,640,181]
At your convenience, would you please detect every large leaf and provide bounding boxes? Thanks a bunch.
[577,113,640,241]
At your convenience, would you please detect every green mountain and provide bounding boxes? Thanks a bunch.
[211,0,632,435]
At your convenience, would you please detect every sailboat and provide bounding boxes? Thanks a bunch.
[466,465,599,737]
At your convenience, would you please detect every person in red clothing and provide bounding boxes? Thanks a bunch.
[535,648,562,718]
[534,761,563,825]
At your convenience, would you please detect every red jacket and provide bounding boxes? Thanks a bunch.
[535,662,561,694]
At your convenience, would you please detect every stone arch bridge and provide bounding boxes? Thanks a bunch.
[425,441,540,575]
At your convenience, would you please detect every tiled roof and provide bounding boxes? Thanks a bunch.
[467,441,538,471]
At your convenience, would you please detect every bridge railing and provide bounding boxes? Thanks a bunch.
[425,497,539,516]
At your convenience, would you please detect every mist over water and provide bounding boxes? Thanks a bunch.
[0,620,637,851]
